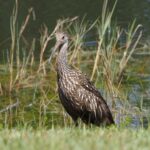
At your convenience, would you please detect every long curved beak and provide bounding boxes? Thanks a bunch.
[48,41,61,63]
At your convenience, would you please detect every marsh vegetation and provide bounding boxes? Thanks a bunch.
[0,1,150,149]
[0,0,149,130]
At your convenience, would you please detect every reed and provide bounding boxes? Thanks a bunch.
[8,0,36,92]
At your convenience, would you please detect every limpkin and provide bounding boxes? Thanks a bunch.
[53,31,114,126]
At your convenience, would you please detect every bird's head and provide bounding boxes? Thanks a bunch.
[48,32,69,63]
[53,32,69,52]
[55,32,69,45]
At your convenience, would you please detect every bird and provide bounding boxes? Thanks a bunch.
[53,31,115,126]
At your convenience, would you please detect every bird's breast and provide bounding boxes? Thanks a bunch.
[59,74,78,92]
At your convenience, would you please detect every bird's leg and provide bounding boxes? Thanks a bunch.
[74,121,78,127]
[72,118,78,127]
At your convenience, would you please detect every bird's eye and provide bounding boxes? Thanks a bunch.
[62,36,65,39]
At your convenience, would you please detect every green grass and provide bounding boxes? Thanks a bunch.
[0,127,149,150]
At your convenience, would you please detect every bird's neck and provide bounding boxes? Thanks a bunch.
[57,42,70,75]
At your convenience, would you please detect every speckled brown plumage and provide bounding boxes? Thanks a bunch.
[54,32,114,126]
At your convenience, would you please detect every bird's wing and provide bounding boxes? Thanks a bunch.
[76,72,114,122]
[77,71,105,101]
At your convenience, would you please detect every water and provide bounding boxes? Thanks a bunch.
[0,0,150,128]
[1,0,150,43]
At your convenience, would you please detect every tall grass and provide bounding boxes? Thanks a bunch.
[9,0,36,92]
[0,0,147,128]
